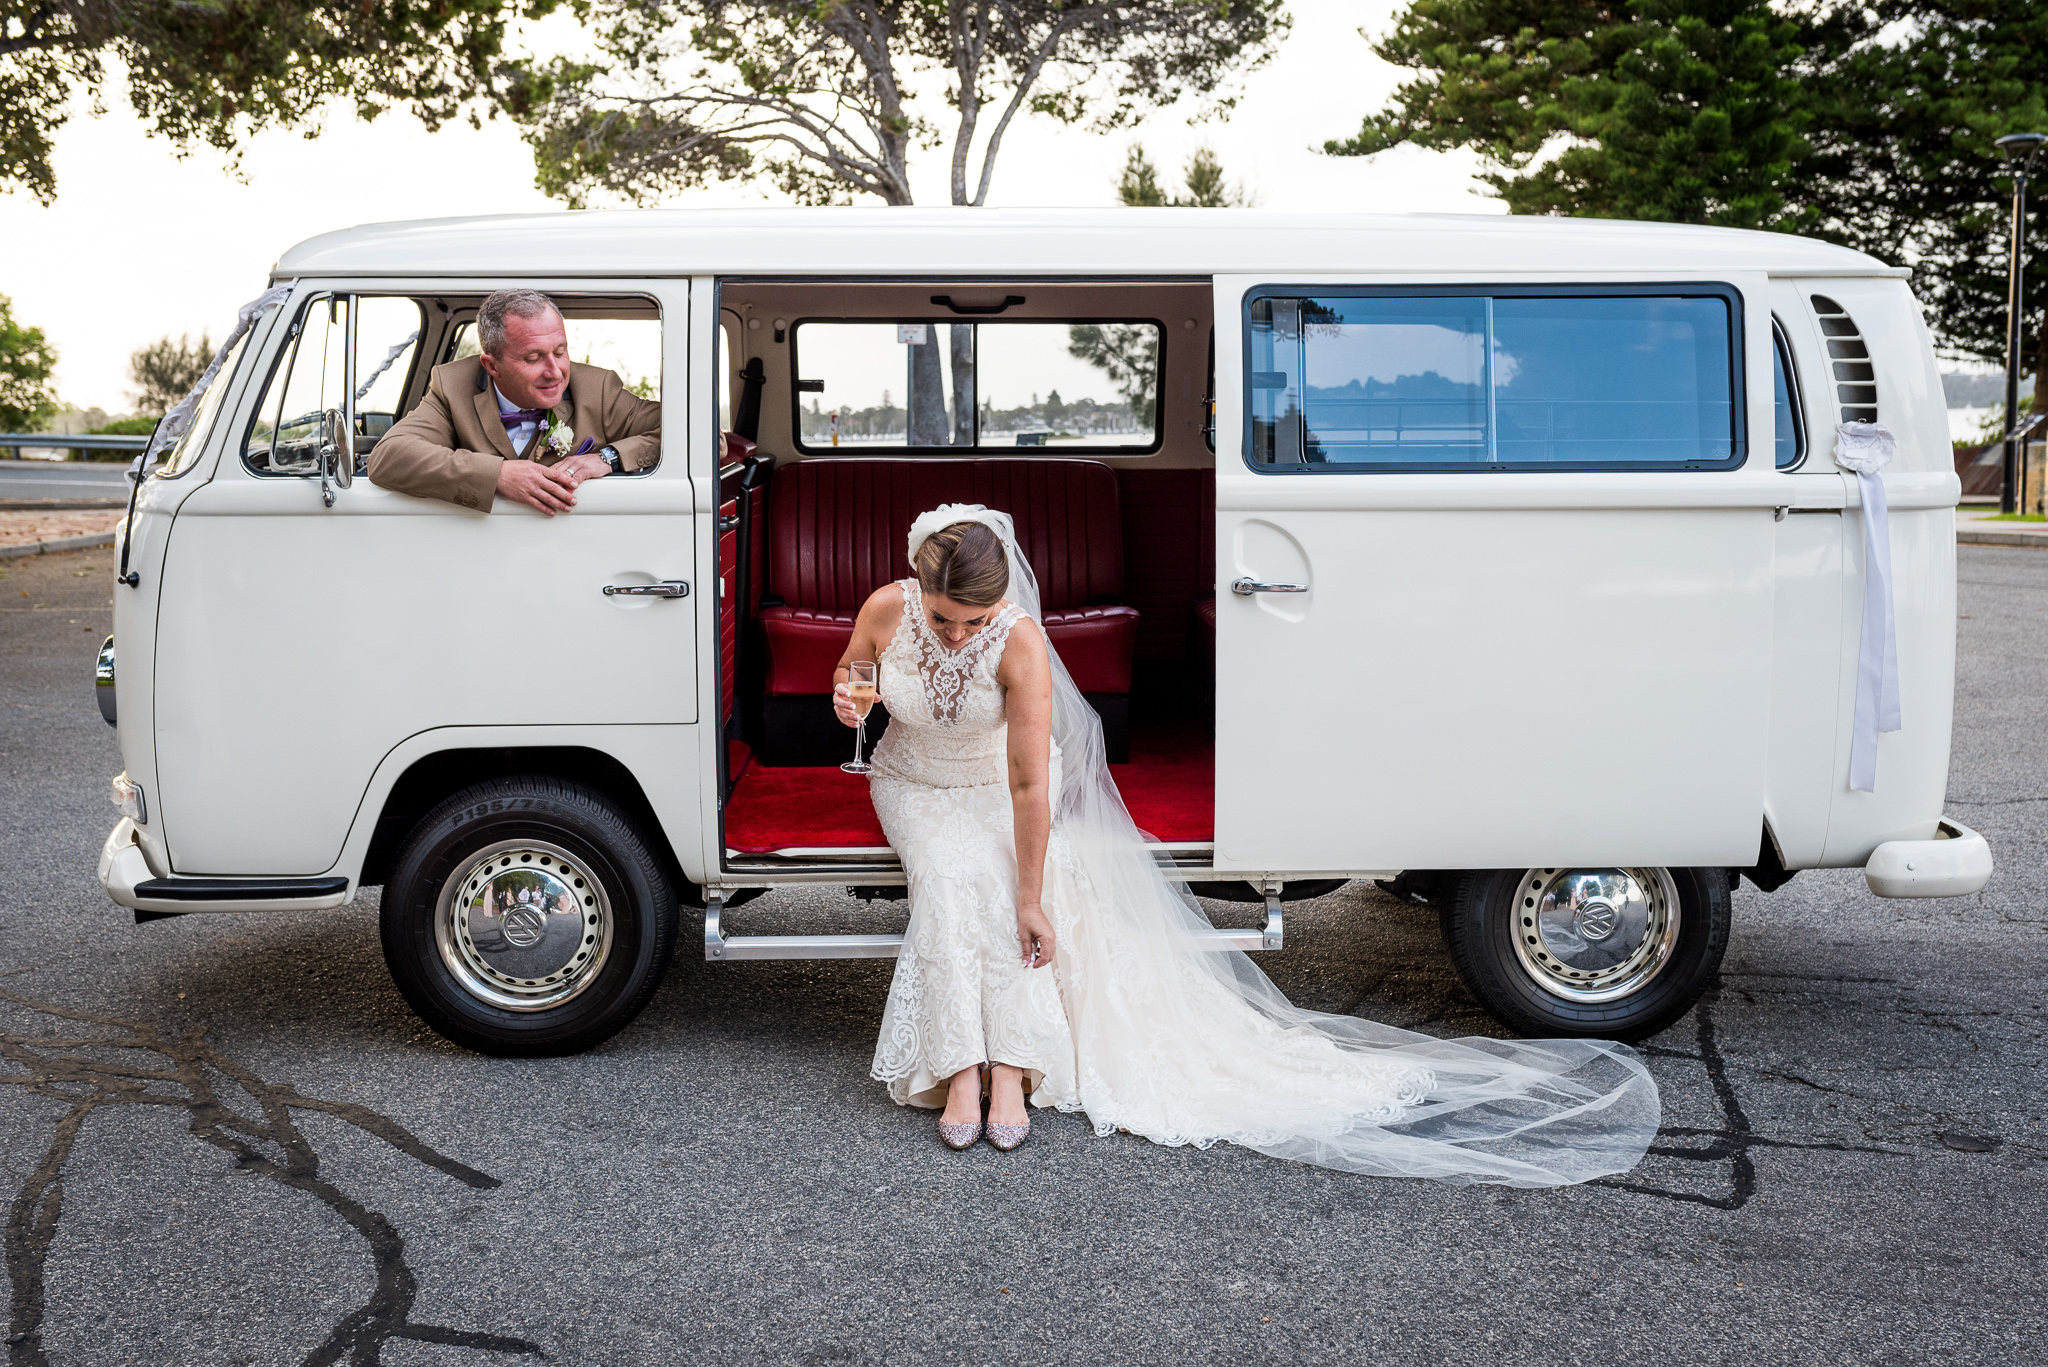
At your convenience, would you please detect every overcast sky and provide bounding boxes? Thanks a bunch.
[0,0,1502,415]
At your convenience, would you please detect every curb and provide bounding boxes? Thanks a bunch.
[0,531,116,561]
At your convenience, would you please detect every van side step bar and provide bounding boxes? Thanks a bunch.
[702,885,1284,961]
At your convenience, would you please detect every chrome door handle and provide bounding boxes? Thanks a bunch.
[603,580,691,598]
[1231,577,1308,596]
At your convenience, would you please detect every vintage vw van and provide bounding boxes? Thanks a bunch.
[92,208,1993,1056]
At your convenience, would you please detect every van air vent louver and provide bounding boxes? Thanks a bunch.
[1810,295,1877,424]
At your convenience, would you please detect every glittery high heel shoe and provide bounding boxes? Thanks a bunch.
[937,1067,987,1150]
[986,1068,1030,1152]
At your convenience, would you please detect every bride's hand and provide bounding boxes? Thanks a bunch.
[1016,902,1056,969]
[831,681,864,728]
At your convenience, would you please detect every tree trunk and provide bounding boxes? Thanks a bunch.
[949,324,975,444]
[908,338,949,445]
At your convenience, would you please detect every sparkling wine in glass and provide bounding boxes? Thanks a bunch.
[842,660,878,774]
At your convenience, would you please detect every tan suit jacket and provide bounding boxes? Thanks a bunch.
[367,356,661,510]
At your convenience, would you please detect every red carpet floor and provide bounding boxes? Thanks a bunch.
[724,720,1214,852]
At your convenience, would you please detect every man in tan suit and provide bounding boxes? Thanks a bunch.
[368,289,660,515]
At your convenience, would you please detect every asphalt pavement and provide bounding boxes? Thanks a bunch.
[1,543,2042,1366]
[0,460,131,504]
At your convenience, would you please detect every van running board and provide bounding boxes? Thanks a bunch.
[702,885,1284,961]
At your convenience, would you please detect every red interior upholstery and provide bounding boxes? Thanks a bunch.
[724,720,1213,852]
[761,458,1139,695]
[1116,469,1216,661]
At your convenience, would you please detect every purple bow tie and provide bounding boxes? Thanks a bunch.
[500,408,543,429]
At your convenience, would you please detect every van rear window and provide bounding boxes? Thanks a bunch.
[791,320,1162,453]
[1245,287,1743,472]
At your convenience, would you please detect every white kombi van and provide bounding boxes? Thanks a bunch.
[94,208,1993,1056]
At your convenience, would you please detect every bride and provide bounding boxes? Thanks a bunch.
[830,505,1659,1185]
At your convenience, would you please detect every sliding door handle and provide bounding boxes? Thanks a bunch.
[603,580,691,598]
[1230,577,1308,596]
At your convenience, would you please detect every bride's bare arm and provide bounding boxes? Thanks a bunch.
[998,619,1057,968]
[832,584,906,727]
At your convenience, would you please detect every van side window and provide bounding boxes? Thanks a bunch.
[1245,288,1742,472]
[790,320,1163,453]
[243,296,424,476]
[1808,295,1876,423]
[154,331,252,479]
[1772,319,1806,470]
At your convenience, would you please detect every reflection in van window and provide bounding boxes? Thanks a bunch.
[1249,292,1737,470]
[1772,322,1805,469]
[791,320,1161,452]
[245,297,424,476]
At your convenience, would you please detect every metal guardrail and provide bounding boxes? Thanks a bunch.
[0,433,150,453]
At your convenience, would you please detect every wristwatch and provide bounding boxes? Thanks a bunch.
[598,445,624,474]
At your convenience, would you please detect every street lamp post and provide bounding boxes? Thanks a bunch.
[1997,133,2047,516]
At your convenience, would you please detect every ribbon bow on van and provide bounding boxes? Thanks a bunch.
[1835,422,1900,792]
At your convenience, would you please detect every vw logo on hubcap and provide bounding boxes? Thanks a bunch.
[1577,901,1619,941]
[501,906,547,947]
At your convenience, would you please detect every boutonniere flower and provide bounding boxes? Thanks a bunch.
[539,406,576,459]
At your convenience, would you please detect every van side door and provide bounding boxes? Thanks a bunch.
[1211,276,1780,874]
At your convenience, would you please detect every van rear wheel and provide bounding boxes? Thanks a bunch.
[380,777,677,1057]
[1440,866,1729,1042]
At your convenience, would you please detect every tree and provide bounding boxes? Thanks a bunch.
[1,0,538,205]
[0,293,57,431]
[1117,142,1250,206]
[1796,1,2048,409]
[1325,0,1812,230]
[501,0,1285,207]
[1068,322,1159,425]
[129,333,213,416]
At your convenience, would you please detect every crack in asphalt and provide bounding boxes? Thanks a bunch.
[1596,988,1906,1211]
[0,984,546,1366]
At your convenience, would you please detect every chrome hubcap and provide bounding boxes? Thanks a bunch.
[1510,867,1680,1004]
[435,841,613,1011]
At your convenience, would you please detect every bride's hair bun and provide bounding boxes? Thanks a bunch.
[914,520,1008,608]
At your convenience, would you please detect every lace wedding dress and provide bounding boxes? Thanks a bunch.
[867,510,1660,1188]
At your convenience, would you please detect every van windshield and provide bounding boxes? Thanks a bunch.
[153,331,251,479]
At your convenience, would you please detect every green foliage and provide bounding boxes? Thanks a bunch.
[0,293,57,431]
[128,333,213,416]
[1119,143,1249,206]
[1,0,547,205]
[1329,0,1811,230]
[1068,323,1160,426]
[90,416,160,436]
[503,0,1286,207]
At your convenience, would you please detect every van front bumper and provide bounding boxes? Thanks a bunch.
[1864,819,1993,899]
[99,820,353,913]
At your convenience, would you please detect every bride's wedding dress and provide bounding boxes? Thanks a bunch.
[867,509,1659,1187]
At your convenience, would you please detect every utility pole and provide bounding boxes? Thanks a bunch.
[1997,133,2047,515]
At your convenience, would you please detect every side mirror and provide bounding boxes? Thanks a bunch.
[320,407,352,505]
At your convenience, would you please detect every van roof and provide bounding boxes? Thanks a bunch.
[274,207,1897,280]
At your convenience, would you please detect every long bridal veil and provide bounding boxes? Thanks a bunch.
[906,504,1661,1187]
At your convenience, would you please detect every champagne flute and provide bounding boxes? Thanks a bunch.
[842,660,878,775]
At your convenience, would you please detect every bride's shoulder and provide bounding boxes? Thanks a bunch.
[859,580,910,622]
[994,608,1045,664]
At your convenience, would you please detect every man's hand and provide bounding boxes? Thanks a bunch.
[495,460,579,516]
[553,452,612,486]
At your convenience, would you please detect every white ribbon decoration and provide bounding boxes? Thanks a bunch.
[140,283,294,467]
[1835,422,1901,792]
[355,329,421,401]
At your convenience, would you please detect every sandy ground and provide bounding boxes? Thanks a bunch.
[0,509,122,548]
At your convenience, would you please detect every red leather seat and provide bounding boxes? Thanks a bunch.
[761,458,1139,696]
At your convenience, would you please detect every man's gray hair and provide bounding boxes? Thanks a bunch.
[476,289,561,357]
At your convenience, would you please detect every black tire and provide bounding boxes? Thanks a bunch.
[380,776,678,1057]
[1440,866,1730,1042]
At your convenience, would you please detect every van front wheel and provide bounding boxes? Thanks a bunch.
[1440,866,1729,1042]
[380,777,678,1057]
